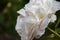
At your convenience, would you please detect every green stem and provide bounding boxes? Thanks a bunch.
[47,27,60,37]
[55,18,60,31]
[55,19,60,28]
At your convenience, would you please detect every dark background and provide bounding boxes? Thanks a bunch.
[0,0,60,40]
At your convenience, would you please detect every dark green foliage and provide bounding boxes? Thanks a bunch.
[0,0,8,12]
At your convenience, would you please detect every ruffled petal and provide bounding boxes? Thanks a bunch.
[53,1,60,11]
[39,16,51,30]
[17,9,27,16]
[15,15,23,36]
[50,14,57,22]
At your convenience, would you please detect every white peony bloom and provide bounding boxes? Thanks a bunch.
[15,0,60,40]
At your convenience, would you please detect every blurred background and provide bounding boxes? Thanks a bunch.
[0,0,60,40]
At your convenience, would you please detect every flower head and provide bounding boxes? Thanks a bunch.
[16,0,60,40]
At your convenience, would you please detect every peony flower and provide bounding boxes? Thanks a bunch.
[15,0,60,40]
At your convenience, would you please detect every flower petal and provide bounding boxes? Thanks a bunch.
[15,15,23,36]
[39,15,51,30]
[50,14,57,22]
[17,9,27,16]
[53,1,60,11]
